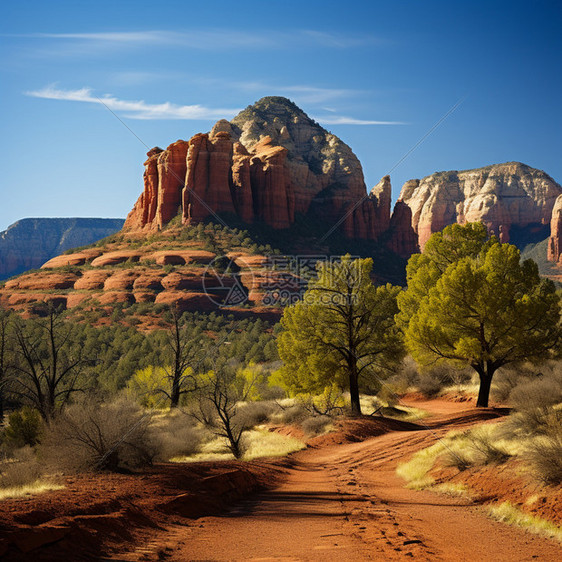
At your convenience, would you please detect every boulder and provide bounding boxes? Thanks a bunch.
[90,251,144,267]
[41,249,103,268]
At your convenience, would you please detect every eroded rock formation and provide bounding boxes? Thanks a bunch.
[547,194,562,263]
[398,163,562,250]
[124,97,389,240]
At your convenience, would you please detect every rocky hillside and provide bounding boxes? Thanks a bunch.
[0,218,124,280]
[124,96,416,253]
[398,162,562,250]
[0,223,302,323]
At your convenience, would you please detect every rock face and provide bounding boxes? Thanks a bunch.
[547,194,562,263]
[124,97,388,239]
[399,163,562,250]
[0,218,124,280]
[385,201,419,257]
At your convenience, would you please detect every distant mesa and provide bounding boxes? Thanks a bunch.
[0,218,124,281]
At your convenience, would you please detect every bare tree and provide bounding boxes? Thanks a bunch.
[10,306,90,420]
[164,309,203,407]
[191,368,258,458]
[0,308,12,421]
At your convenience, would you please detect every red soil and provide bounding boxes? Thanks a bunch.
[1,399,560,561]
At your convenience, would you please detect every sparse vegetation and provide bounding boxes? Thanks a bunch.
[487,502,562,541]
[40,397,157,472]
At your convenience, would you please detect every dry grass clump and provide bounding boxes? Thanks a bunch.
[150,411,207,461]
[301,415,333,436]
[488,501,562,541]
[236,400,281,427]
[465,429,512,465]
[442,448,473,471]
[41,397,157,472]
[0,446,62,500]
[242,429,305,460]
[525,433,562,485]
[0,446,42,488]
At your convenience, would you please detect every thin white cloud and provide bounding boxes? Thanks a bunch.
[17,29,381,51]
[314,115,406,125]
[25,86,241,120]
[25,85,404,125]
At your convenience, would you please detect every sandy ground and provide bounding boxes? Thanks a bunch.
[112,402,561,561]
[1,399,560,561]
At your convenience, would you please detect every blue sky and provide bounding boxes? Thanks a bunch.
[1,0,561,231]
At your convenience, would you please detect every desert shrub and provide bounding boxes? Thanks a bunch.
[3,407,43,449]
[525,433,562,485]
[509,407,562,436]
[509,369,562,412]
[237,400,280,427]
[271,401,309,424]
[442,448,473,471]
[417,364,473,397]
[40,397,157,472]
[505,367,562,437]
[395,356,420,387]
[491,364,536,402]
[0,446,42,488]
[299,385,346,416]
[416,375,443,398]
[466,430,511,465]
[301,415,332,436]
[151,413,205,461]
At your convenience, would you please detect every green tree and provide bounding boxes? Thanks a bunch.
[276,256,405,416]
[398,224,561,407]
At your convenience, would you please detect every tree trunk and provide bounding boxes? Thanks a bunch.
[170,378,180,408]
[476,372,493,407]
[349,362,362,416]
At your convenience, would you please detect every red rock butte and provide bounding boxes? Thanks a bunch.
[124,96,418,258]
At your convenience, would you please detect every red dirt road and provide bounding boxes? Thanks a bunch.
[116,403,562,561]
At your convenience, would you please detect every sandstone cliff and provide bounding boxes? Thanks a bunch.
[0,218,124,280]
[398,162,562,250]
[124,96,389,240]
[547,194,562,263]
